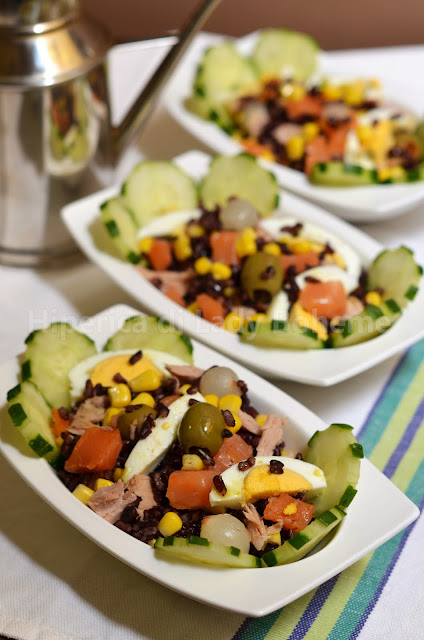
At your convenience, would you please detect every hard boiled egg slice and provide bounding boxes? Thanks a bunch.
[122,391,205,482]
[209,456,326,509]
[69,349,187,401]
[137,209,201,240]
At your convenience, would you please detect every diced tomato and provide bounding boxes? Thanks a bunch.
[210,231,240,265]
[51,407,69,438]
[284,95,322,121]
[280,251,320,275]
[213,434,254,474]
[166,470,215,509]
[164,285,186,307]
[196,293,225,325]
[148,239,172,271]
[264,494,315,534]
[298,280,347,319]
[304,135,330,175]
[65,427,122,474]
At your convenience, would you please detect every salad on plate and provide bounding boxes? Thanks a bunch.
[7,316,363,568]
[185,28,424,187]
[99,153,422,350]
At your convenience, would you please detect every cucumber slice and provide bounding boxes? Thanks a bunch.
[200,154,279,216]
[155,535,261,568]
[239,320,325,350]
[104,316,193,364]
[23,323,97,409]
[252,28,320,81]
[262,506,345,566]
[309,162,378,187]
[367,247,422,308]
[304,423,362,516]
[121,161,198,228]
[194,42,258,107]
[7,381,60,464]
[100,197,140,264]
[330,300,402,348]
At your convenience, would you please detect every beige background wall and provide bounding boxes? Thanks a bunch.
[82,0,424,50]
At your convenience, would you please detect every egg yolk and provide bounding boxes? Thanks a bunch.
[90,354,162,388]
[243,465,312,505]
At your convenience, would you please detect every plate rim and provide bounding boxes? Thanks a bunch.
[0,302,419,616]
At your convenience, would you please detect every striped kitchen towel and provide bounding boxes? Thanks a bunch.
[232,338,424,640]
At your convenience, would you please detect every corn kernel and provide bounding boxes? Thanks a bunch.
[108,383,132,408]
[288,84,306,101]
[131,392,155,407]
[223,312,244,333]
[187,224,205,238]
[256,414,268,427]
[129,370,161,393]
[370,78,381,89]
[138,237,154,254]
[204,394,219,407]
[263,242,281,256]
[223,286,235,298]
[325,252,346,269]
[94,478,114,491]
[158,511,183,537]
[289,237,312,254]
[365,291,382,306]
[267,532,281,546]
[283,502,298,515]
[211,262,232,281]
[103,407,122,426]
[186,301,200,314]
[303,121,320,142]
[179,384,191,395]
[343,82,365,106]
[260,149,276,162]
[73,484,94,505]
[194,256,212,275]
[225,411,242,434]
[219,394,242,414]
[236,235,257,258]
[113,468,124,482]
[250,313,268,323]
[286,135,305,161]
[173,234,192,261]
[182,454,204,471]
[321,84,343,101]
[56,436,64,446]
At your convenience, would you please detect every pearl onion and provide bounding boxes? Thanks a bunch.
[220,198,259,231]
[199,366,242,398]
[200,514,251,553]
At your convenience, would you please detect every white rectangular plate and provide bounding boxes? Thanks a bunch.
[61,150,424,386]
[0,304,419,616]
[164,32,424,222]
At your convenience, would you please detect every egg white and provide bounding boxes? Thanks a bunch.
[137,209,201,240]
[209,456,326,509]
[68,349,187,401]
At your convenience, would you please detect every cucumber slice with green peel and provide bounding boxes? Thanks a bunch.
[23,323,97,409]
[100,197,140,264]
[154,535,261,568]
[251,28,320,81]
[121,161,198,228]
[330,300,402,348]
[309,162,378,187]
[367,247,422,308]
[239,320,325,350]
[7,381,60,464]
[193,42,258,107]
[200,154,279,216]
[304,423,362,516]
[262,506,345,566]
[104,316,193,364]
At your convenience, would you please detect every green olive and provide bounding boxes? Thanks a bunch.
[241,252,283,301]
[117,404,157,440]
[178,402,225,455]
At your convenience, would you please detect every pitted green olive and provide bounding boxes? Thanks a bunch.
[117,404,157,439]
[178,402,225,455]
[241,252,283,300]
